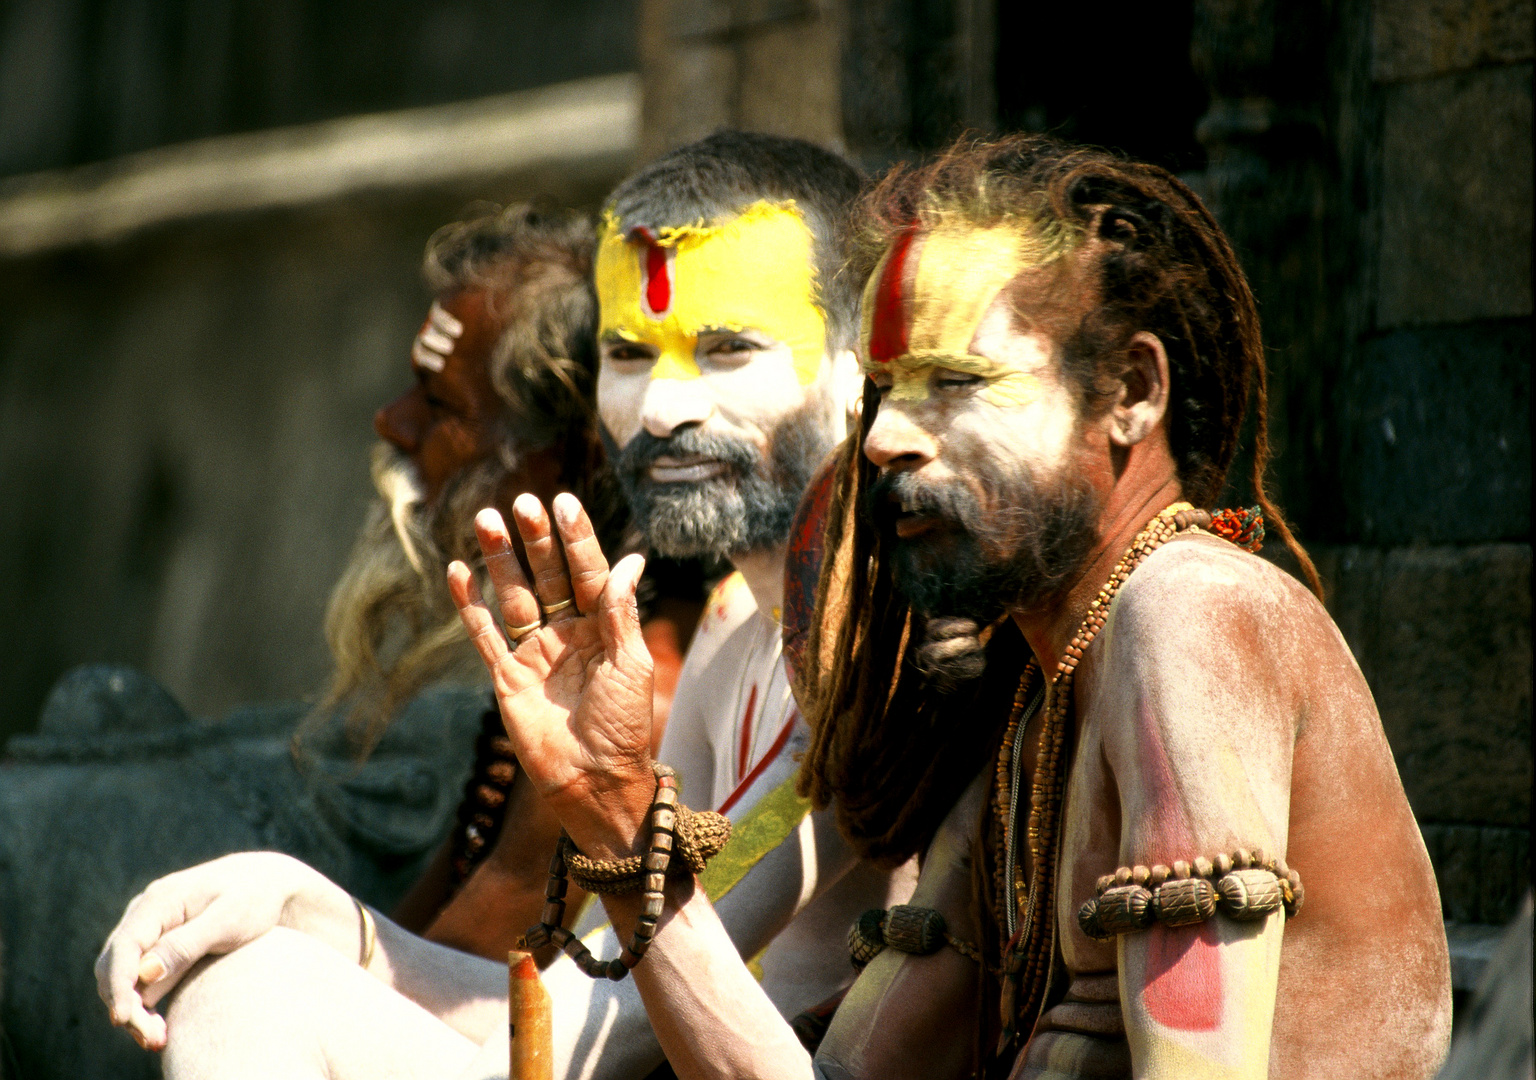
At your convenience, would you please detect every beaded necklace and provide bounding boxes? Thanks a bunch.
[993,501,1199,1045]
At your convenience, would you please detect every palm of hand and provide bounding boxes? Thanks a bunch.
[448,494,659,851]
[496,607,654,803]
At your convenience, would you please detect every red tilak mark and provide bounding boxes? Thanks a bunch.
[643,239,671,316]
[719,710,798,815]
[736,684,758,783]
[867,229,917,363]
[1143,920,1223,1032]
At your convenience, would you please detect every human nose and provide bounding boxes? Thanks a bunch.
[375,390,429,453]
[863,403,939,470]
[639,378,715,439]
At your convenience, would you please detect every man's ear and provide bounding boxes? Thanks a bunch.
[829,348,863,436]
[1109,331,1171,447]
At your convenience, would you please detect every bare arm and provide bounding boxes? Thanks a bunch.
[96,851,508,1051]
[815,775,987,1080]
[447,494,816,1079]
[1097,543,1297,1078]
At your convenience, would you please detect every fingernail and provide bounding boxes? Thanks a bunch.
[553,495,575,525]
[138,954,165,985]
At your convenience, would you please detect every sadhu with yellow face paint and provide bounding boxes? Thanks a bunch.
[425,134,1451,1080]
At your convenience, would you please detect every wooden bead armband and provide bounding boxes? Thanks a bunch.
[1077,848,1303,941]
[847,905,987,969]
[521,763,731,981]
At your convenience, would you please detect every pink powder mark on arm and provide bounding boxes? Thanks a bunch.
[1133,699,1195,853]
[1142,920,1223,1032]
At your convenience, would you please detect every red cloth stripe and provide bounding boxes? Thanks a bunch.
[719,709,799,815]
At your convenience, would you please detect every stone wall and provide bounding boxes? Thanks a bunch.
[635,0,1533,940]
[1354,0,1533,930]
[0,81,639,742]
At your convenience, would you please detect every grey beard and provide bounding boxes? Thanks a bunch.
[612,404,832,560]
[867,457,1100,690]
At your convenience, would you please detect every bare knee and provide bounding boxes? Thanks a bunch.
[163,928,330,1079]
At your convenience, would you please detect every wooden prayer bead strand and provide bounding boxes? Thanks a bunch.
[521,764,681,982]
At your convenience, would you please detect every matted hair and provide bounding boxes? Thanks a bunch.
[603,131,865,352]
[795,134,1321,866]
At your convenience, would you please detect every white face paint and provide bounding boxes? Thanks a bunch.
[596,327,827,469]
[864,287,1082,485]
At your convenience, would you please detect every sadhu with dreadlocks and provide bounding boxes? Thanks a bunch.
[424,135,1449,1079]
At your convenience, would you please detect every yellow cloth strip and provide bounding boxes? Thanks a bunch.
[699,774,813,901]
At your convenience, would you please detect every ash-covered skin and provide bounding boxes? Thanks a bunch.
[864,285,1099,684]
[1041,536,1451,1078]
[847,219,1451,1077]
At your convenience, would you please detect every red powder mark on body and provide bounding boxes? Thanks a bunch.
[1135,699,1196,853]
[736,684,758,781]
[719,711,798,815]
[1143,921,1223,1031]
[867,229,916,362]
[644,240,671,315]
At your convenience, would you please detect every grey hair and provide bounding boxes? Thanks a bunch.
[603,131,865,354]
[421,198,599,447]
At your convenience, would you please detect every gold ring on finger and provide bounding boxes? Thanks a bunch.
[540,598,574,616]
[507,620,541,641]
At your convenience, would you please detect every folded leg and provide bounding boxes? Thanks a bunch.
[163,927,482,1080]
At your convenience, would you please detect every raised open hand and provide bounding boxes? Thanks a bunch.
[447,492,656,859]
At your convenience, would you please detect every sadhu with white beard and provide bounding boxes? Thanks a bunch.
[312,199,697,958]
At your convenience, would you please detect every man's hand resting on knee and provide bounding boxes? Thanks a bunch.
[96,851,366,1051]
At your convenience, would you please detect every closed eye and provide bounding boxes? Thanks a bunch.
[933,370,983,393]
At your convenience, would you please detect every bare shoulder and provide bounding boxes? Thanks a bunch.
[1089,533,1351,763]
[1109,533,1336,664]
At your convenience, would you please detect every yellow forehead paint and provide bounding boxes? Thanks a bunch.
[861,217,1071,406]
[594,200,827,385]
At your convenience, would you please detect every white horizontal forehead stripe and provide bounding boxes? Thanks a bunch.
[428,300,464,338]
[419,326,455,354]
[412,340,446,372]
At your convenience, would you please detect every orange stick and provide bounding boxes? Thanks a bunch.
[508,950,553,1080]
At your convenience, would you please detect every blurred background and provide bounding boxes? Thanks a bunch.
[0,0,1529,991]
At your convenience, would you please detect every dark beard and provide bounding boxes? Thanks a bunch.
[610,404,833,559]
[866,458,1101,626]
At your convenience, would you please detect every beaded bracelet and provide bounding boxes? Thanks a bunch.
[1077,848,1303,941]
[520,763,683,981]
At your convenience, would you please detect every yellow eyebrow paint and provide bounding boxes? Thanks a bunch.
[595,200,827,385]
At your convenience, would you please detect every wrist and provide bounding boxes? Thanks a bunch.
[550,765,656,861]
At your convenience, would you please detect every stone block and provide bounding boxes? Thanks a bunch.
[1373,0,1533,83]
[1335,319,1530,544]
[737,17,844,148]
[1258,543,1530,827]
[1377,64,1533,328]
[1371,545,1531,825]
[1422,824,1532,925]
[1437,823,1488,921]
